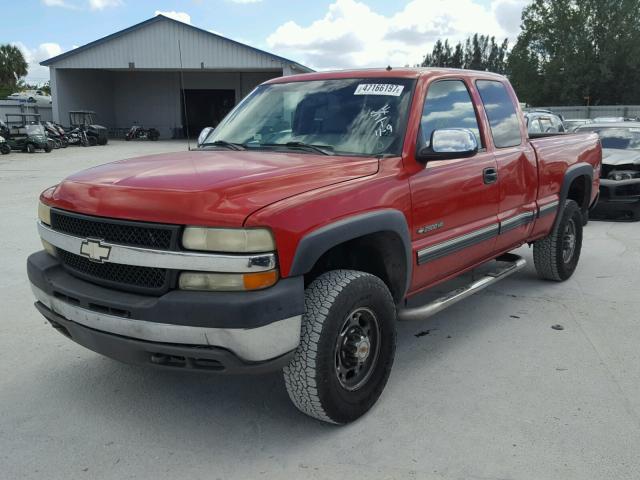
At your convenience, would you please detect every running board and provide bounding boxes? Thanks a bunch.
[397,253,526,322]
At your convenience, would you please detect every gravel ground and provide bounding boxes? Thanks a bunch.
[1,141,639,479]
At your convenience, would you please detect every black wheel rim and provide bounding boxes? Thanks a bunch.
[334,307,381,391]
[562,218,577,263]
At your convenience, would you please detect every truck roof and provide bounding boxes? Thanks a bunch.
[266,67,507,84]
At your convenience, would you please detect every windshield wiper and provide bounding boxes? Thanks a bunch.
[258,142,334,155]
[201,140,246,151]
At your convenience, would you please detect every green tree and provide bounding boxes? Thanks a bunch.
[421,34,509,74]
[508,0,640,105]
[0,44,28,97]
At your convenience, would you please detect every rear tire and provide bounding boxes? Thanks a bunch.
[0,144,9,155]
[533,199,583,281]
[26,143,35,153]
[44,142,52,153]
[88,136,97,147]
[283,270,396,424]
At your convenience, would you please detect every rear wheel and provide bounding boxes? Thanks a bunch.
[0,144,9,155]
[98,137,108,145]
[533,199,583,281]
[25,143,35,153]
[44,142,52,153]
[88,136,97,147]
[283,270,396,424]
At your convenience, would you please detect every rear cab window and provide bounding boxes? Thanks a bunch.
[476,80,522,148]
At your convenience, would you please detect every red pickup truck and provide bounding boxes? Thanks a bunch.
[28,68,600,424]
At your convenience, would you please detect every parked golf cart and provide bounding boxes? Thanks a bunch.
[68,111,108,146]
[3,114,51,153]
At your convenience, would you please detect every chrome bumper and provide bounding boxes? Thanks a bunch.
[31,284,301,362]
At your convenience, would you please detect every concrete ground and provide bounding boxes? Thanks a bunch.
[1,141,639,480]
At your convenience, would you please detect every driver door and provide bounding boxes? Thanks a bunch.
[409,79,500,291]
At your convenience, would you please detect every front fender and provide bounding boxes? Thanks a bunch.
[288,209,412,299]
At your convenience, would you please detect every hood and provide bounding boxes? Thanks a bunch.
[602,148,640,166]
[45,150,379,226]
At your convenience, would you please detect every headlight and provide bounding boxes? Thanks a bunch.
[608,170,640,181]
[38,201,51,225]
[179,270,278,291]
[182,227,275,253]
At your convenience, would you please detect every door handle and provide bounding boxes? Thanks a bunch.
[483,167,498,184]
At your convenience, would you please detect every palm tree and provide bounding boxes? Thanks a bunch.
[0,44,28,89]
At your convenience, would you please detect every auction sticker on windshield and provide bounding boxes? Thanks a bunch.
[354,84,405,96]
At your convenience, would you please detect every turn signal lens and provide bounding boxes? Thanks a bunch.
[179,270,278,291]
[242,270,279,290]
[38,201,51,225]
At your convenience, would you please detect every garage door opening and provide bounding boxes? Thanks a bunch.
[181,89,235,137]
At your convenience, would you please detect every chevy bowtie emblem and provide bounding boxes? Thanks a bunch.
[80,239,111,263]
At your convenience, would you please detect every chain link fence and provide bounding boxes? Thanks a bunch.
[534,105,640,120]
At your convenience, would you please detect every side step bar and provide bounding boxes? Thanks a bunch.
[397,253,526,322]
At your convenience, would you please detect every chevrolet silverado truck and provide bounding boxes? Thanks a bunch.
[28,69,601,424]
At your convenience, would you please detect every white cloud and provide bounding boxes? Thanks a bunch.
[267,0,526,70]
[89,0,122,10]
[41,0,76,8]
[492,0,528,36]
[155,10,191,24]
[13,42,63,85]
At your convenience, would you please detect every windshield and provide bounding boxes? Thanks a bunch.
[202,78,416,156]
[25,124,45,135]
[579,127,640,150]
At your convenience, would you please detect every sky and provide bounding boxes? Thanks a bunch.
[3,0,529,85]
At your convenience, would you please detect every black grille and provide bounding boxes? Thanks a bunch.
[57,249,170,294]
[50,209,179,250]
[50,209,181,295]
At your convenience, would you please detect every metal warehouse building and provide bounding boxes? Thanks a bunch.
[41,15,312,137]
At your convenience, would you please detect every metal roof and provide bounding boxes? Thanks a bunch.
[41,15,312,72]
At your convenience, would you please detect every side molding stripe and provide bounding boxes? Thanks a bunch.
[538,200,560,218]
[417,223,499,264]
[417,203,558,265]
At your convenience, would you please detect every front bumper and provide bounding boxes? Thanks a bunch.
[591,178,640,220]
[28,251,304,372]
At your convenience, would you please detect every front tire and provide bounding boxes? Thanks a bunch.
[26,143,35,153]
[533,199,583,281]
[283,270,396,424]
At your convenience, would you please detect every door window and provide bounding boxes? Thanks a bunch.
[419,80,482,149]
[476,80,522,148]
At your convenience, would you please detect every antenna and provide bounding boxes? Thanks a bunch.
[178,40,192,151]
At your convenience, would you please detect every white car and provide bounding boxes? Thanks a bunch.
[6,90,52,107]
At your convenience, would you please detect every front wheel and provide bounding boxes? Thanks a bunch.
[26,143,35,153]
[283,270,396,424]
[44,142,52,153]
[0,144,9,155]
[533,199,583,281]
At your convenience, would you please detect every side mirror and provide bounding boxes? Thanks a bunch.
[417,128,478,162]
[197,127,214,147]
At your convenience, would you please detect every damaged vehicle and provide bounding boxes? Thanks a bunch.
[576,122,640,220]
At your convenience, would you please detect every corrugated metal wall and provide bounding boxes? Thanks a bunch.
[0,101,53,123]
[50,19,289,71]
